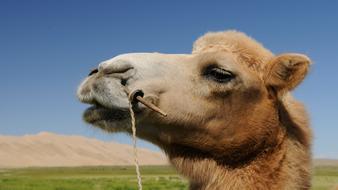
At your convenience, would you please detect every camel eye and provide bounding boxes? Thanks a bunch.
[204,67,235,83]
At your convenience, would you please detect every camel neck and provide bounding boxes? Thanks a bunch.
[167,137,310,190]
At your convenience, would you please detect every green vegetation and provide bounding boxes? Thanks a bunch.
[0,166,187,190]
[312,166,338,190]
[0,165,337,190]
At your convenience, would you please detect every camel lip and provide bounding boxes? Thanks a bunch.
[83,105,130,124]
[82,102,145,125]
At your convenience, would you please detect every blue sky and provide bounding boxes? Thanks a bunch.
[0,0,337,158]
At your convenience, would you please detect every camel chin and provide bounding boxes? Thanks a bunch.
[82,104,130,132]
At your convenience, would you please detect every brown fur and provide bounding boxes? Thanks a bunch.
[78,30,312,189]
[168,31,312,189]
[167,32,312,189]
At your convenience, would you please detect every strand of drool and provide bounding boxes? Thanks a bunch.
[128,101,143,190]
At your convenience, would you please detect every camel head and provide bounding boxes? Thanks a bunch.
[77,31,311,164]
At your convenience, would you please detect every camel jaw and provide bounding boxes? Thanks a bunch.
[82,104,133,132]
[83,105,129,123]
[79,87,147,132]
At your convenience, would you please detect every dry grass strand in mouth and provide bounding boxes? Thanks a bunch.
[128,100,143,190]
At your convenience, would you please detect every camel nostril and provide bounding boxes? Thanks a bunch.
[88,68,98,76]
[121,79,127,86]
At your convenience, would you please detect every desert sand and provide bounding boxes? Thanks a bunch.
[1,132,336,168]
[0,132,167,168]
[313,159,338,166]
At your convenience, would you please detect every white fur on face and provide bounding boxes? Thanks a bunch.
[77,53,191,111]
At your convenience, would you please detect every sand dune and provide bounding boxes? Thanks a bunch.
[1,132,336,168]
[314,159,338,166]
[0,132,167,168]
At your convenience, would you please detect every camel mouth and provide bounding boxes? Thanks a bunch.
[83,104,130,124]
[82,97,146,125]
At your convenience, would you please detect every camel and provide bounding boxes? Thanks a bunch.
[77,30,312,189]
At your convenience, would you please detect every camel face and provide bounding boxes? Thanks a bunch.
[78,50,274,151]
[77,30,311,163]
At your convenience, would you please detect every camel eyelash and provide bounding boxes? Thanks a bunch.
[203,65,235,83]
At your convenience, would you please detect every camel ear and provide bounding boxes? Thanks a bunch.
[264,53,311,94]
